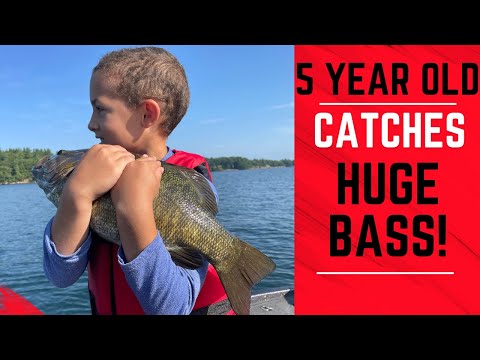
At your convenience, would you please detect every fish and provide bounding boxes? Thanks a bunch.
[31,149,276,315]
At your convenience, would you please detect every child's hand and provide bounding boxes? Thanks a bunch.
[110,155,164,214]
[110,155,164,261]
[66,144,136,202]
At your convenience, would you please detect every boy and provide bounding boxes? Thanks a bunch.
[43,46,232,315]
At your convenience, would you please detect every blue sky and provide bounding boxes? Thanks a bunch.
[0,45,293,160]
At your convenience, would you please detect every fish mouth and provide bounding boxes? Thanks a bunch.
[31,156,50,183]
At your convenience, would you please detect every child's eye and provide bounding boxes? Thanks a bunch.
[95,106,104,112]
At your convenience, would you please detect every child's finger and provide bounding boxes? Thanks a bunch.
[136,154,157,161]
[155,165,165,178]
[117,154,136,167]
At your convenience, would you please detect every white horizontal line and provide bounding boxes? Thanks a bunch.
[316,271,454,275]
[319,102,457,106]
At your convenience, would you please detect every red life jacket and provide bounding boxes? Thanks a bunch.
[87,149,235,315]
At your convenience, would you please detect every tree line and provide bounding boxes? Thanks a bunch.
[0,148,53,184]
[206,156,293,171]
[0,148,294,184]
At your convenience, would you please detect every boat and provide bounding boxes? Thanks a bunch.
[250,288,294,315]
[0,285,294,315]
[0,286,43,315]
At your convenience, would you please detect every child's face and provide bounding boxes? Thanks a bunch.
[88,72,143,152]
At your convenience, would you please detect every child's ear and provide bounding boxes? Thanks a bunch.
[141,99,161,128]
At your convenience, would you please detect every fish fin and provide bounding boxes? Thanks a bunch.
[166,244,206,269]
[162,162,218,215]
[57,149,89,156]
[216,240,276,315]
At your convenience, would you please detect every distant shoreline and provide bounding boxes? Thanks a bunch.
[0,179,34,185]
[213,165,292,172]
[0,149,293,185]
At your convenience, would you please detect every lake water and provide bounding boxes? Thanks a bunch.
[0,167,293,315]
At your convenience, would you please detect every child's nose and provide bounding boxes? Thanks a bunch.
[88,117,98,131]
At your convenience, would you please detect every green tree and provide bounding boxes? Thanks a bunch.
[206,156,293,171]
[0,148,53,184]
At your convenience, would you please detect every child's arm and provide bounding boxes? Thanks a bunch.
[43,216,92,288]
[51,144,135,255]
[111,156,210,314]
[44,144,135,287]
[118,231,209,314]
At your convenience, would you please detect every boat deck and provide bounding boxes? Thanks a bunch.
[250,289,294,315]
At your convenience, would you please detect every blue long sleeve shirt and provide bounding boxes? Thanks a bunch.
[43,147,218,315]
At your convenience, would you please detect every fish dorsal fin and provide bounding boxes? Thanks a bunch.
[57,149,89,156]
[161,162,218,216]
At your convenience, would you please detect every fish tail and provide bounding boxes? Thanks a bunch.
[216,240,276,315]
